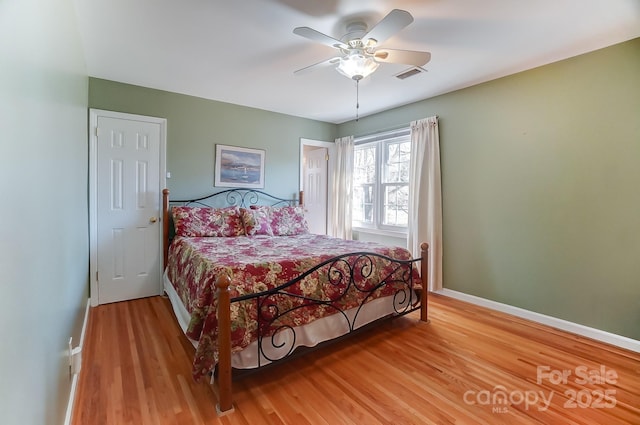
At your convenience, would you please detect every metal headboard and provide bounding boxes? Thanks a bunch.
[161,188,303,267]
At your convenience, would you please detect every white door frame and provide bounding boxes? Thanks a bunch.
[299,138,334,234]
[89,109,167,306]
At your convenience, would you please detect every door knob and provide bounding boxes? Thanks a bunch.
[149,216,158,223]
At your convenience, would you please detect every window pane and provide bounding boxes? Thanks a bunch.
[353,144,377,224]
[382,184,409,226]
[353,184,375,223]
[383,141,410,183]
[354,146,376,185]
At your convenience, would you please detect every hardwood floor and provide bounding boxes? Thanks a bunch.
[72,294,640,424]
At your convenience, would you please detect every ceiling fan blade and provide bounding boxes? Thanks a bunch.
[294,57,341,75]
[363,9,413,45]
[374,49,431,67]
[293,27,348,49]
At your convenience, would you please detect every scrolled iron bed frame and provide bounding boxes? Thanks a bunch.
[161,188,429,414]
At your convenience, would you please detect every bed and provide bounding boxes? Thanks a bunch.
[161,188,429,414]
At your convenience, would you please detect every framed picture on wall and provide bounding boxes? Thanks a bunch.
[214,144,265,188]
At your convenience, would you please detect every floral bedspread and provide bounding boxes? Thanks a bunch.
[166,233,421,380]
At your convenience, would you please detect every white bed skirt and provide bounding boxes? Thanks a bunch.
[163,270,409,370]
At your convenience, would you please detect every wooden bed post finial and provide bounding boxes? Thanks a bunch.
[216,273,234,415]
[420,242,429,323]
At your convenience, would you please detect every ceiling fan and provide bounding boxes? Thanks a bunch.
[293,9,431,81]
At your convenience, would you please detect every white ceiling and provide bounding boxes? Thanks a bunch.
[73,0,640,124]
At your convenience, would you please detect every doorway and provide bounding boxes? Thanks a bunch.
[300,138,334,235]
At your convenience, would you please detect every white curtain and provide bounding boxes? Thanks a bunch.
[330,136,354,239]
[407,116,443,291]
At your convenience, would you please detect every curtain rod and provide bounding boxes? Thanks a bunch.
[350,115,439,139]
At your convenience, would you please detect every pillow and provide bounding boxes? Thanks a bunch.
[252,205,308,236]
[172,206,245,237]
[240,207,273,236]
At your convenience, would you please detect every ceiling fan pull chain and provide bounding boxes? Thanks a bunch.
[356,78,360,122]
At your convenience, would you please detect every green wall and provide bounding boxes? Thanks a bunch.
[339,38,640,340]
[88,79,337,200]
[0,0,89,423]
[87,39,639,342]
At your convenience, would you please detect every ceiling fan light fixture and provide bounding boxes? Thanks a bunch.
[336,52,379,80]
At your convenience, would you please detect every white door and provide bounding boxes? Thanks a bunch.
[90,110,166,305]
[304,147,328,234]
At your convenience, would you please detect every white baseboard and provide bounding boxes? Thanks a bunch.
[64,298,91,425]
[435,289,640,353]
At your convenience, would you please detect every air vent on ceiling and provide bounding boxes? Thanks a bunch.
[395,67,425,80]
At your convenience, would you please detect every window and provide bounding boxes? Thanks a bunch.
[352,128,411,234]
